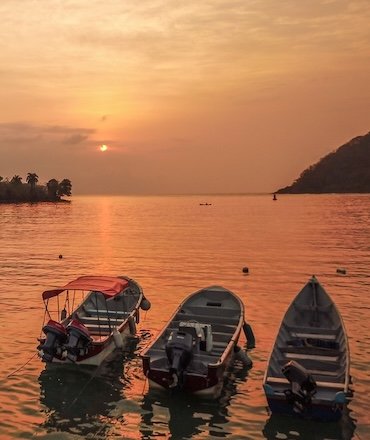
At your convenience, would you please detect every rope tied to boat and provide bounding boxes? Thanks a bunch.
[5,352,38,378]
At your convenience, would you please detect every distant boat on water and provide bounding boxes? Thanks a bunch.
[200,203,212,206]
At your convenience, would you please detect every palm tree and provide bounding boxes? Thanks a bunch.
[26,172,39,199]
[10,175,22,185]
[26,172,39,189]
[46,179,59,200]
[58,179,72,197]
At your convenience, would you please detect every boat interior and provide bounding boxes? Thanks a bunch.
[147,288,243,374]
[66,285,141,341]
[266,303,348,391]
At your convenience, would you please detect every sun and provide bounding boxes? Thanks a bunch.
[100,144,108,152]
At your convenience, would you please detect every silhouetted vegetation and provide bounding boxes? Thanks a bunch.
[0,173,72,203]
[277,132,370,193]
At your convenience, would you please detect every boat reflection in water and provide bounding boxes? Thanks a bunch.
[140,356,251,439]
[262,409,356,440]
[38,352,128,438]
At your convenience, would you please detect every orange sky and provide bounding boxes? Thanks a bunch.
[1,1,369,194]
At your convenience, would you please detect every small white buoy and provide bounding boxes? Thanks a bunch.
[336,268,347,275]
[113,328,123,348]
[128,316,136,335]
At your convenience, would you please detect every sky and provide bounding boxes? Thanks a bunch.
[1,0,369,194]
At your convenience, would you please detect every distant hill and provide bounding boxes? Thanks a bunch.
[277,132,370,193]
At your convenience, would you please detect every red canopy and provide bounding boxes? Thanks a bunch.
[42,276,129,300]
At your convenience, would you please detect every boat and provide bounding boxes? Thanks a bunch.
[37,275,150,366]
[263,276,351,421]
[141,285,254,398]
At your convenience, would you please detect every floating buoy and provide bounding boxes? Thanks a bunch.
[243,322,256,349]
[128,316,136,335]
[242,267,249,274]
[140,297,151,311]
[234,345,253,368]
[113,328,124,348]
[58,254,63,259]
[336,268,347,275]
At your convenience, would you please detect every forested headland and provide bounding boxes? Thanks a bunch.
[0,173,72,203]
[277,132,370,193]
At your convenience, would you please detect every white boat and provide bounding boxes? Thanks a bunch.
[263,276,351,421]
[38,275,150,366]
[141,285,254,398]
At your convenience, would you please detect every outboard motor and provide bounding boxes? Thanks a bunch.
[165,330,194,388]
[65,319,92,362]
[39,320,67,362]
[282,360,317,413]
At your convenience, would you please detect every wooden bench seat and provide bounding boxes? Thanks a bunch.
[265,376,346,390]
[84,307,131,317]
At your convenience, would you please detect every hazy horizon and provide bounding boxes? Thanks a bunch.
[1,1,369,195]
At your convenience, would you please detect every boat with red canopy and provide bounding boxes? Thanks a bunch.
[38,275,150,366]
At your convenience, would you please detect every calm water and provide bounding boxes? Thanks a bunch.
[0,194,369,440]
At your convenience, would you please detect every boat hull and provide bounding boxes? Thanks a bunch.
[264,394,344,422]
[144,332,239,398]
[44,323,135,366]
[262,276,350,422]
[142,285,249,398]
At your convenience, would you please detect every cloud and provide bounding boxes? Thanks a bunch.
[62,134,90,145]
[0,122,94,143]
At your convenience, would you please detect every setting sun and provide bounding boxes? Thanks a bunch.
[100,144,108,152]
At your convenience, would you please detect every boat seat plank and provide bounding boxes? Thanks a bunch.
[293,303,333,312]
[290,332,337,340]
[78,316,124,325]
[286,325,340,335]
[287,339,340,350]
[83,324,115,335]
[284,352,339,362]
[183,305,240,317]
[169,320,236,333]
[84,307,131,317]
[176,312,239,325]
[277,358,340,371]
[279,346,340,356]
[265,376,345,390]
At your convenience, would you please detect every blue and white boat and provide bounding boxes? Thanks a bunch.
[263,276,351,421]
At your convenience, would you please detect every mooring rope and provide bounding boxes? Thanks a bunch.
[6,352,38,378]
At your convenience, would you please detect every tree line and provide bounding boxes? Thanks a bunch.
[0,173,72,203]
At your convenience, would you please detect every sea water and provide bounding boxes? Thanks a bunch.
[0,194,369,439]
